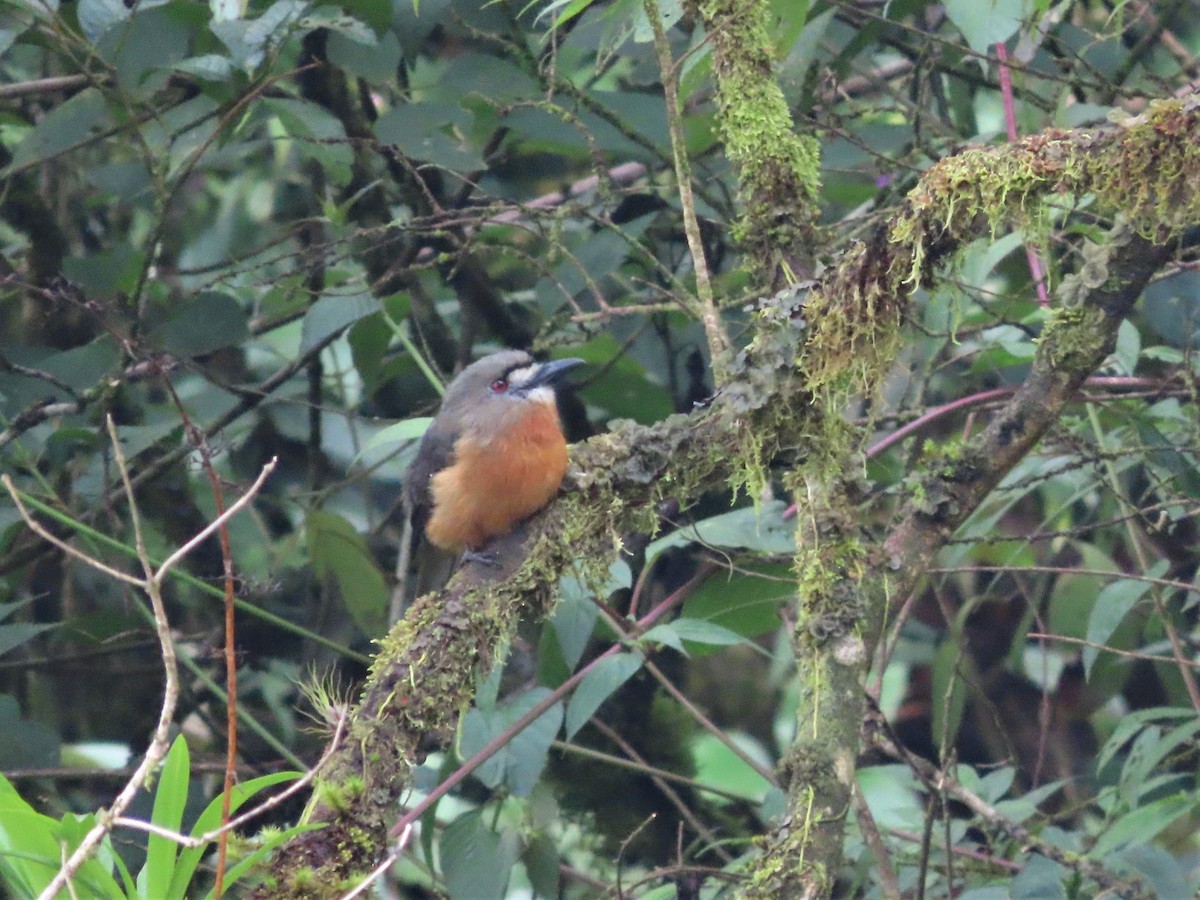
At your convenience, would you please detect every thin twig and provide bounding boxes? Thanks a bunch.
[112,711,347,849]
[17,422,277,900]
[643,0,731,382]
[152,459,278,585]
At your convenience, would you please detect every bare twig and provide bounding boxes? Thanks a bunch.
[112,711,347,849]
[0,419,278,900]
[643,0,731,382]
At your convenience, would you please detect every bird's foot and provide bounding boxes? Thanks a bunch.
[462,549,501,568]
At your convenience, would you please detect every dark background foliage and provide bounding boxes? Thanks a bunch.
[1,0,1199,896]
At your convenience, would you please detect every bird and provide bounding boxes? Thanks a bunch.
[405,350,586,561]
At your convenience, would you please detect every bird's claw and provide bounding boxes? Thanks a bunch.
[463,549,501,568]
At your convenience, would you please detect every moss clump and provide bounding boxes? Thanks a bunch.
[1086,100,1200,238]
[1036,305,1109,371]
[696,0,821,279]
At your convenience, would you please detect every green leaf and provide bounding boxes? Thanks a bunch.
[459,688,562,797]
[326,29,401,83]
[440,811,514,900]
[306,510,389,638]
[152,292,250,359]
[170,771,301,897]
[943,0,1029,56]
[1082,574,1155,679]
[374,101,484,171]
[0,774,66,897]
[642,618,748,656]
[7,88,109,171]
[680,563,792,647]
[0,695,60,770]
[361,417,433,455]
[301,293,381,352]
[930,639,967,750]
[0,622,52,659]
[1113,319,1140,375]
[1091,792,1198,857]
[692,731,772,803]
[209,0,307,71]
[551,563,627,671]
[265,97,353,186]
[1010,854,1067,899]
[77,0,129,41]
[855,765,924,832]
[521,832,560,898]
[564,652,641,739]
[646,500,796,563]
[136,736,190,900]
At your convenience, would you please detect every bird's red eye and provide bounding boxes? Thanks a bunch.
[490,378,508,393]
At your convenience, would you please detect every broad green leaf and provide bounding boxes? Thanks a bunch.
[78,0,129,41]
[440,811,514,900]
[1082,574,1155,679]
[171,771,301,897]
[136,735,190,900]
[521,832,560,898]
[375,101,484,171]
[459,688,562,797]
[647,501,795,563]
[1091,792,1197,857]
[326,29,400,83]
[306,510,389,638]
[8,88,109,170]
[0,622,52,659]
[301,293,381,352]
[564,652,642,739]
[855,765,924,832]
[265,97,353,185]
[680,563,792,645]
[943,0,1028,56]
[0,695,60,771]
[551,572,606,671]
[1095,707,1196,777]
[362,417,433,454]
[1115,844,1190,900]
[642,618,748,656]
[1113,319,1140,375]
[152,292,249,359]
[1010,854,1067,899]
[692,731,772,803]
[930,639,967,750]
[0,775,65,898]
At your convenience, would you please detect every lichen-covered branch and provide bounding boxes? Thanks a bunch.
[259,102,1199,896]
[691,0,823,286]
[742,225,1173,899]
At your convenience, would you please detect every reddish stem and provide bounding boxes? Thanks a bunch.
[996,41,1050,307]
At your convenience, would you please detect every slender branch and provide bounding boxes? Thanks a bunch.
[112,711,347,849]
[152,458,278,585]
[14,427,278,900]
[644,0,731,382]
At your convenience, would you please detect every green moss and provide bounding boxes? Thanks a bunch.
[290,867,316,889]
[1037,305,1108,370]
[696,0,821,279]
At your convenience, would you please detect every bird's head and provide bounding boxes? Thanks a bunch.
[439,350,585,443]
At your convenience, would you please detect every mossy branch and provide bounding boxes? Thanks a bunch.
[691,0,823,287]
[258,102,1198,896]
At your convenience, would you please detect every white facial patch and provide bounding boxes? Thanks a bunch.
[508,365,556,405]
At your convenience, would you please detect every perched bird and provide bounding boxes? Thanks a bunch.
[406,350,586,559]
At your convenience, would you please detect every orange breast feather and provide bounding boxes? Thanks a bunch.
[425,404,568,551]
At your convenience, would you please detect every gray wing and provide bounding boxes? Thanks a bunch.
[405,417,458,547]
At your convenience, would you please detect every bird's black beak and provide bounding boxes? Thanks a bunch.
[524,357,586,391]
